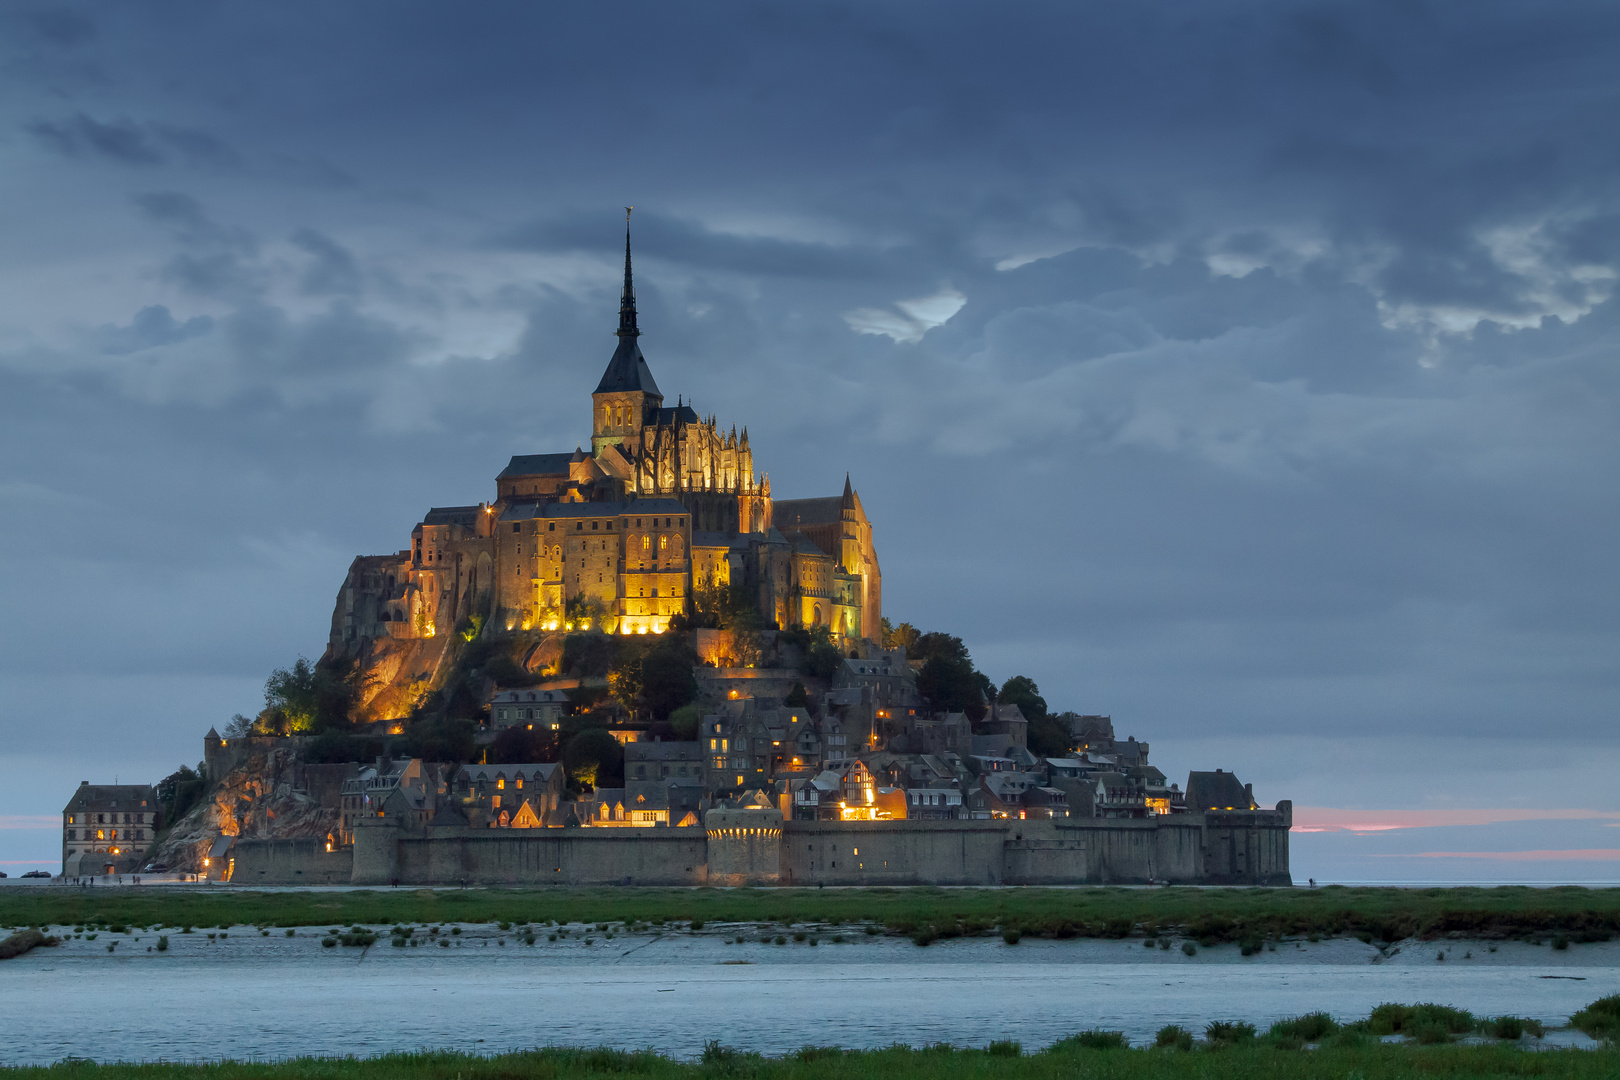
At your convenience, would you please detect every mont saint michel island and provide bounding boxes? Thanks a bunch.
[53,220,1291,890]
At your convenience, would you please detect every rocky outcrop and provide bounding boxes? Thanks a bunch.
[150,742,346,873]
[348,634,455,722]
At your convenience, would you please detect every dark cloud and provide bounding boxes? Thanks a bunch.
[27,113,162,165]
[291,229,362,297]
[97,305,215,355]
[26,113,238,169]
[22,8,95,47]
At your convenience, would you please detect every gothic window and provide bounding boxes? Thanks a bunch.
[642,535,650,551]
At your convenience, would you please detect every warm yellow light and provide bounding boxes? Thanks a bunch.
[203,857,210,867]
[579,619,591,631]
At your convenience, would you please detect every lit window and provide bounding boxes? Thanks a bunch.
[497,778,505,789]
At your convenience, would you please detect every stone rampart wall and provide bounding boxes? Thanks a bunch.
[357,823,710,886]
[779,820,1011,885]
[231,837,353,885]
[267,805,1291,887]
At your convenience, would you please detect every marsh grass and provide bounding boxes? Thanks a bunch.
[4,1040,1620,1080]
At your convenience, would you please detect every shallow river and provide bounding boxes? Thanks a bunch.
[5,926,1617,1064]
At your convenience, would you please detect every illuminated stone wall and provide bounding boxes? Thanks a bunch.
[322,804,1290,887]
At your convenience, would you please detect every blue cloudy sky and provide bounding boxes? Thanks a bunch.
[1,2,1617,880]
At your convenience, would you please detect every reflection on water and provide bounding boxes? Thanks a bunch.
[4,932,1617,1065]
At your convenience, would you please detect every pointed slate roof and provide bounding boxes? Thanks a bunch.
[594,218,663,399]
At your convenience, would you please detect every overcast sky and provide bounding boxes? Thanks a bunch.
[2,2,1617,880]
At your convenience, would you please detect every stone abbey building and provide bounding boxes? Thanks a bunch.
[329,224,881,655]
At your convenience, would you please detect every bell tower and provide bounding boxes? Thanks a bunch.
[592,208,664,456]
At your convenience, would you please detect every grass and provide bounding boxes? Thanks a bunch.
[7,884,1620,944]
[3,1039,1619,1080]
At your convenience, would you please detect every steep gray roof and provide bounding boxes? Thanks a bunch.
[1185,770,1253,812]
[63,784,157,813]
[422,505,481,526]
[497,453,579,480]
[774,497,843,527]
[595,336,663,397]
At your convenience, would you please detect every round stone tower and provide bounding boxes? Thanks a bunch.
[704,807,783,886]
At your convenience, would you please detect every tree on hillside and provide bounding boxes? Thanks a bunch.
[882,619,920,654]
[690,571,761,630]
[998,676,1048,719]
[252,656,360,735]
[489,724,557,765]
[667,703,703,741]
[640,640,699,720]
[917,652,984,718]
[912,631,971,668]
[563,729,623,792]
[1027,712,1073,757]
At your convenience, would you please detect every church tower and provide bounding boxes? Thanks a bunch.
[592,212,663,456]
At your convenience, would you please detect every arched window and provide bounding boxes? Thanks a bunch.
[813,603,823,625]
[660,535,668,551]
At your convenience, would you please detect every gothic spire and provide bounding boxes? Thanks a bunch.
[616,206,639,339]
[594,207,662,400]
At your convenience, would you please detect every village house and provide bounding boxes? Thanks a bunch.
[61,782,160,878]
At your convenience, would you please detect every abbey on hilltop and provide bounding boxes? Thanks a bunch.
[327,218,881,658]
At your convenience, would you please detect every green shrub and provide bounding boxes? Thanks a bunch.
[1002,927,1022,944]
[985,1040,1021,1057]
[690,919,705,930]
[321,937,337,948]
[1153,1025,1194,1051]
[774,935,786,945]
[1553,934,1570,950]
[793,931,807,942]
[285,929,295,937]
[1204,1021,1256,1045]
[1050,1030,1126,1050]
[1269,1012,1338,1042]
[1571,995,1620,1039]
[793,1047,841,1063]
[156,935,168,951]
[1180,941,1196,956]
[1486,1016,1526,1040]
[700,1041,736,1067]
[1367,1003,1475,1039]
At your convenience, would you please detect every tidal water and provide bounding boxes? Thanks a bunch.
[4,928,1617,1065]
